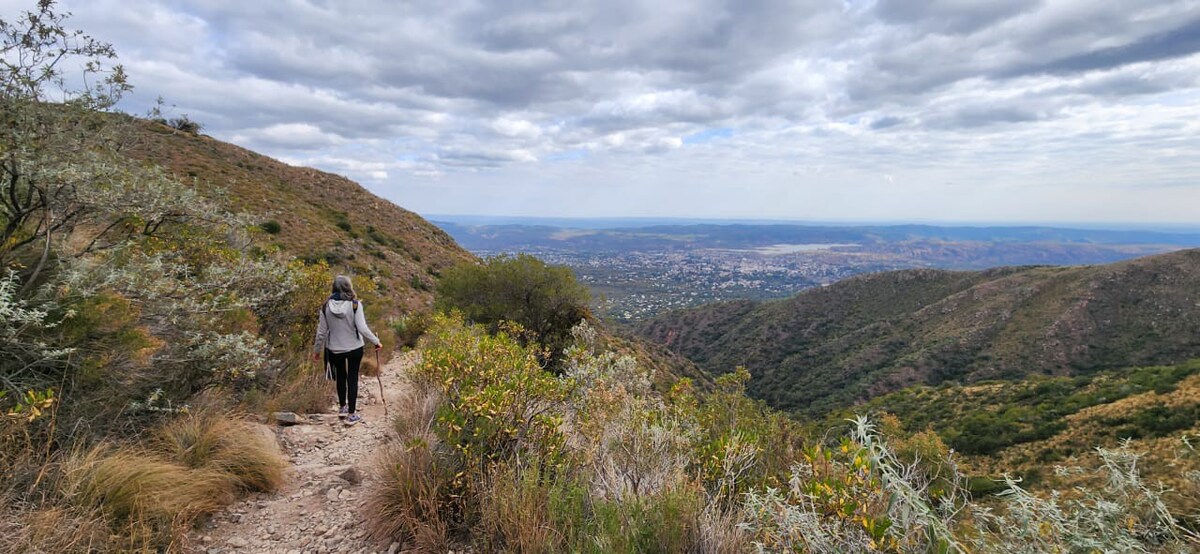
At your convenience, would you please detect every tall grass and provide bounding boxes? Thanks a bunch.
[0,410,288,554]
[587,483,703,554]
[0,503,113,554]
[367,384,454,551]
[157,411,286,492]
[265,359,334,414]
[367,439,455,552]
[59,445,233,550]
[477,459,590,553]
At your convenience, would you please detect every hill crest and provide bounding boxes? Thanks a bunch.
[125,121,473,316]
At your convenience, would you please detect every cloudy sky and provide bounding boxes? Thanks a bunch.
[13,0,1200,224]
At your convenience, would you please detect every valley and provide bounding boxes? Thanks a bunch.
[432,216,1200,321]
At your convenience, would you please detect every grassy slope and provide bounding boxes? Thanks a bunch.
[637,249,1200,415]
[125,121,474,319]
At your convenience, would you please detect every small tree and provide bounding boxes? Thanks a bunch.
[435,254,591,368]
[0,0,131,289]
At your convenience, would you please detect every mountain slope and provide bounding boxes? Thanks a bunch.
[120,121,713,384]
[637,249,1200,415]
[126,121,473,316]
[842,359,1200,514]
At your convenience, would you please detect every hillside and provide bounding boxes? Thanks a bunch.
[637,249,1200,415]
[125,120,473,316]
[837,359,1200,513]
[123,120,718,385]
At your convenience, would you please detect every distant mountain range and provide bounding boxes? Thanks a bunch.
[432,220,1200,267]
[428,214,1200,234]
[434,221,1200,250]
[636,249,1200,415]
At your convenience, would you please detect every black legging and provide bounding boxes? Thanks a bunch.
[326,347,363,413]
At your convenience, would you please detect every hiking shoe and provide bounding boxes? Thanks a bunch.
[338,406,348,419]
[345,414,362,426]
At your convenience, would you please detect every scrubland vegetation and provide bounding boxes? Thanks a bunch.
[367,310,1200,552]
[0,3,329,551]
[3,3,1199,553]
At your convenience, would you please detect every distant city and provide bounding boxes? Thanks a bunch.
[535,247,887,321]
[431,216,1200,321]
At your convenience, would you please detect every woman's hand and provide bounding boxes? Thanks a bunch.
[374,343,383,351]
[313,352,321,362]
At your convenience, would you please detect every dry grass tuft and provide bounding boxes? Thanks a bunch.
[366,436,455,552]
[12,413,288,553]
[157,412,287,493]
[59,445,234,549]
[268,363,334,414]
[360,354,380,377]
[1,505,113,554]
[365,383,455,551]
[694,504,752,554]
[391,383,443,440]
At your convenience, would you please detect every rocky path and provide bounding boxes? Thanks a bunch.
[190,353,415,554]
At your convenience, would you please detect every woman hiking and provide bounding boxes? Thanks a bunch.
[313,275,382,426]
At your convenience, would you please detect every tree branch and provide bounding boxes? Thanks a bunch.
[18,194,50,295]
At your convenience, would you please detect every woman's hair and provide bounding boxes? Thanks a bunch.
[331,275,356,300]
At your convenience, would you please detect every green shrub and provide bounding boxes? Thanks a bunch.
[966,475,1008,498]
[371,314,1200,552]
[390,311,433,349]
[409,273,431,291]
[1109,403,1200,439]
[682,367,801,495]
[167,115,202,134]
[260,220,282,234]
[414,314,571,469]
[435,254,591,369]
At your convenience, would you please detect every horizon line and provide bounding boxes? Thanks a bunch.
[421,213,1200,233]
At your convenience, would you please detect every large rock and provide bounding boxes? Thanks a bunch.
[272,412,302,425]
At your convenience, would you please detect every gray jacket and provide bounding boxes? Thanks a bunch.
[314,299,381,354]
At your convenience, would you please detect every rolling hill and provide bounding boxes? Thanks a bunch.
[637,249,1200,415]
[125,120,473,317]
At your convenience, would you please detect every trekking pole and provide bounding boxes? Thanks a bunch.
[375,347,388,417]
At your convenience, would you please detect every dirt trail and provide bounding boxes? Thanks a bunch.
[189,353,416,554]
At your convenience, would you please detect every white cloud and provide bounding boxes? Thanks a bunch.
[232,123,346,150]
[28,0,1199,223]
